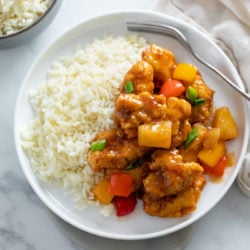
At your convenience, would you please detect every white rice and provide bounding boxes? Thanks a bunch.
[0,0,50,36]
[21,34,149,211]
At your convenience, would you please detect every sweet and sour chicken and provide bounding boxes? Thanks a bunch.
[87,44,238,217]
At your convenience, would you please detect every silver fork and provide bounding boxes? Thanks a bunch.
[127,21,250,101]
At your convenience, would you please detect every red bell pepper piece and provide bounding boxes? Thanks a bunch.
[113,193,137,217]
[202,155,227,177]
[160,79,185,98]
[108,173,134,197]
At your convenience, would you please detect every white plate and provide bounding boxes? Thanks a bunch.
[14,10,249,240]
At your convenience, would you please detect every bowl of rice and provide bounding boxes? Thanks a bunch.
[0,0,62,49]
[14,11,249,240]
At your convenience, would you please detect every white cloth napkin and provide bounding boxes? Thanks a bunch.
[150,0,250,196]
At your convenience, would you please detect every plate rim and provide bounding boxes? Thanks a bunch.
[14,9,250,240]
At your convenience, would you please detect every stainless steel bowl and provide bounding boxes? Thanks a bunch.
[0,0,62,50]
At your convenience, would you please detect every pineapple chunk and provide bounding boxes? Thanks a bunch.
[173,62,197,83]
[213,107,238,140]
[198,141,226,167]
[138,121,172,148]
[93,179,114,205]
[203,128,221,149]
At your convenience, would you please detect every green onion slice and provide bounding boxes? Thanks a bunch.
[124,81,134,94]
[186,86,198,102]
[193,98,205,106]
[90,139,106,152]
[184,127,198,149]
[186,86,205,106]
[125,158,143,170]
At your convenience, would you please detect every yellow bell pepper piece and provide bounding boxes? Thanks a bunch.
[93,179,114,205]
[173,62,197,83]
[198,141,226,167]
[138,121,172,148]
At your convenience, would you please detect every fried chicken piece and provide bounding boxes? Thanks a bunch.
[165,97,191,121]
[165,97,192,147]
[142,149,206,217]
[188,74,214,124]
[143,149,204,200]
[142,44,176,87]
[120,61,154,94]
[87,130,151,172]
[143,174,206,217]
[114,92,167,138]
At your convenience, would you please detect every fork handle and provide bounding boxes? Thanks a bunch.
[127,21,250,101]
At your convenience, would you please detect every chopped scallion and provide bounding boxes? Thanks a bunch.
[186,86,205,106]
[125,158,143,170]
[186,86,198,103]
[90,139,106,152]
[193,98,205,106]
[125,81,134,94]
[184,127,198,149]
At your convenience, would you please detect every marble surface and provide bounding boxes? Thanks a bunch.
[0,0,250,249]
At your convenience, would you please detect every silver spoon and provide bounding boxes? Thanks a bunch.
[127,21,250,101]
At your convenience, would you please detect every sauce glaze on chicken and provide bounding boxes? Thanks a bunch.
[87,44,238,217]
